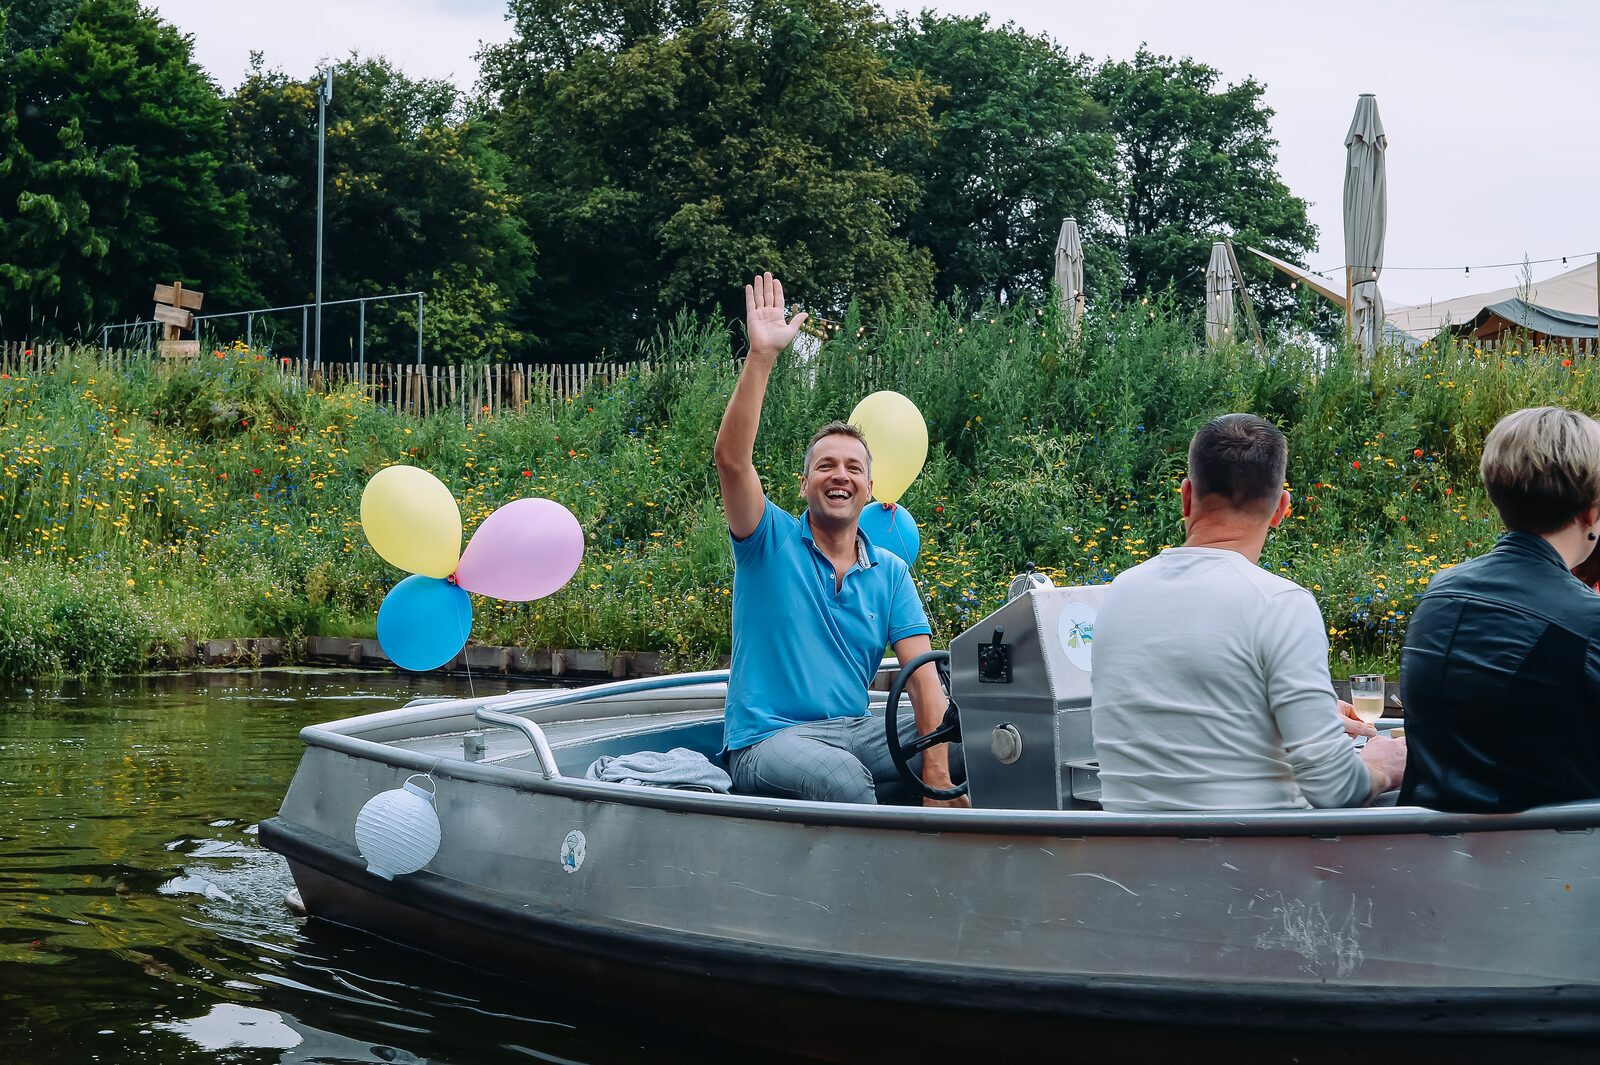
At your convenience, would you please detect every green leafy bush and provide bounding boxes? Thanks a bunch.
[0,311,1590,679]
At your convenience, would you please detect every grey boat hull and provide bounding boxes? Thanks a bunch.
[262,674,1600,1057]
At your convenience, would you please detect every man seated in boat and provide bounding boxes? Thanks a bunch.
[711,272,965,807]
[1398,406,1600,812]
[1090,414,1407,811]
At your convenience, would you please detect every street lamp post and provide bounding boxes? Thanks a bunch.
[313,67,333,367]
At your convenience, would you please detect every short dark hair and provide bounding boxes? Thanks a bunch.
[1188,414,1287,512]
[803,420,872,476]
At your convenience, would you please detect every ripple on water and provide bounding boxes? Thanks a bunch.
[2,671,772,1065]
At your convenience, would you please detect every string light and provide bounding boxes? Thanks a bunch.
[1309,251,1592,276]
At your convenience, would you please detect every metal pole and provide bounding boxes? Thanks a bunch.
[416,292,424,366]
[301,305,308,361]
[1223,237,1269,361]
[1345,266,1354,347]
[314,67,333,367]
[358,298,366,380]
[246,312,254,352]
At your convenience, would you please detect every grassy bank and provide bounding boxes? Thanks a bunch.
[0,303,1588,680]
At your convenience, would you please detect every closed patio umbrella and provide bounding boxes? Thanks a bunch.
[1343,94,1388,356]
[1205,242,1236,345]
[1054,218,1084,334]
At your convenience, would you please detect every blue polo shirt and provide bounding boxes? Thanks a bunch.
[724,498,931,754]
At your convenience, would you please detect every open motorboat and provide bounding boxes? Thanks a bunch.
[260,585,1600,1060]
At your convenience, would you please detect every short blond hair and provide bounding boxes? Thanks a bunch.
[1480,406,1600,533]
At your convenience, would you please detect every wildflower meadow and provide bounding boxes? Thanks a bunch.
[0,300,1587,680]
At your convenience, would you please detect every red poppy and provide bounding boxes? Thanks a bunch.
[522,470,532,477]
[1351,460,1361,469]
[251,468,261,475]
[1413,448,1423,457]
[1563,358,1573,367]
[935,505,944,513]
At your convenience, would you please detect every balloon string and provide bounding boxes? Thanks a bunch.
[459,600,475,700]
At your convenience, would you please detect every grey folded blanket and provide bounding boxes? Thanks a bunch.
[584,748,732,793]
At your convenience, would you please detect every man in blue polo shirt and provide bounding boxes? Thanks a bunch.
[712,272,964,806]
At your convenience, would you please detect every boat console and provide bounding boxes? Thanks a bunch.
[948,585,1106,811]
[885,583,1107,810]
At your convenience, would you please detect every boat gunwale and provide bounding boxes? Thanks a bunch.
[292,668,1600,837]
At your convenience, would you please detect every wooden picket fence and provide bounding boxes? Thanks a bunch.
[1471,337,1597,356]
[0,342,665,421]
[271,357,662,418]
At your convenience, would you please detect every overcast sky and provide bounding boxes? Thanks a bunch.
[150,0,1600,307]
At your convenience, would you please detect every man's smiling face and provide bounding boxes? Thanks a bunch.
[801,433,872,526]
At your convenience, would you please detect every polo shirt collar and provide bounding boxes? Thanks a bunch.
[800,510,878,569]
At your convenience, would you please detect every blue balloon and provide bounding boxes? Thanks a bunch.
[858,502,920,566]
[377,575,473,672]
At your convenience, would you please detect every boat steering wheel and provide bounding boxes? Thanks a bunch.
[884,649,966,801]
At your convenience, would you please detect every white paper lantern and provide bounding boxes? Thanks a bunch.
[354,774,441,880]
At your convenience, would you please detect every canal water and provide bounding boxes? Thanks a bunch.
[0,671,799,1065]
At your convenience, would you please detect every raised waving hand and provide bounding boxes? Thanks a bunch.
[744,272,809,359]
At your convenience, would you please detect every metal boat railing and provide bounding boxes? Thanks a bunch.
[474,708,562,780]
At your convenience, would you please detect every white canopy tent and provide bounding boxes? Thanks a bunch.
[1386,263,1600,340]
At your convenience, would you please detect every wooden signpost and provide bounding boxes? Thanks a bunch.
[154,281,203,358]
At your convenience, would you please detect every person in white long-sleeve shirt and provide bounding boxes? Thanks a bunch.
[1091,414,1407,812]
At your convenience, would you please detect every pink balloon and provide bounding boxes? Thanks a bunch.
[454,498,584,602]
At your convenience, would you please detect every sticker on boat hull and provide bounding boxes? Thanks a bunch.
[1058,601,1097,673]
[560,830,586,873]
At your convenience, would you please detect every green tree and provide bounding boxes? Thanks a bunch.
[225,55,535,362]
[481,0,937,359]
[1092,49,1315,319]
[1,0,80,55]
[884,12,1117,304]
[0,0,249,340]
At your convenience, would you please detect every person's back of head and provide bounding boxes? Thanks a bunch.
[1189,413,1288,518]
[1479,406,1600,534]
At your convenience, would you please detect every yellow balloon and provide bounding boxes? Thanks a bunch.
[848,391,928,505]
[360,465,462,577]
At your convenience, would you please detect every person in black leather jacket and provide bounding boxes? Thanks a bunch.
[1400,406,1600,812]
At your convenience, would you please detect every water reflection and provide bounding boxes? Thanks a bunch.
[0,671,785,1064]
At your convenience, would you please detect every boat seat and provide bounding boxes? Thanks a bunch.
[549,718,726,778]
